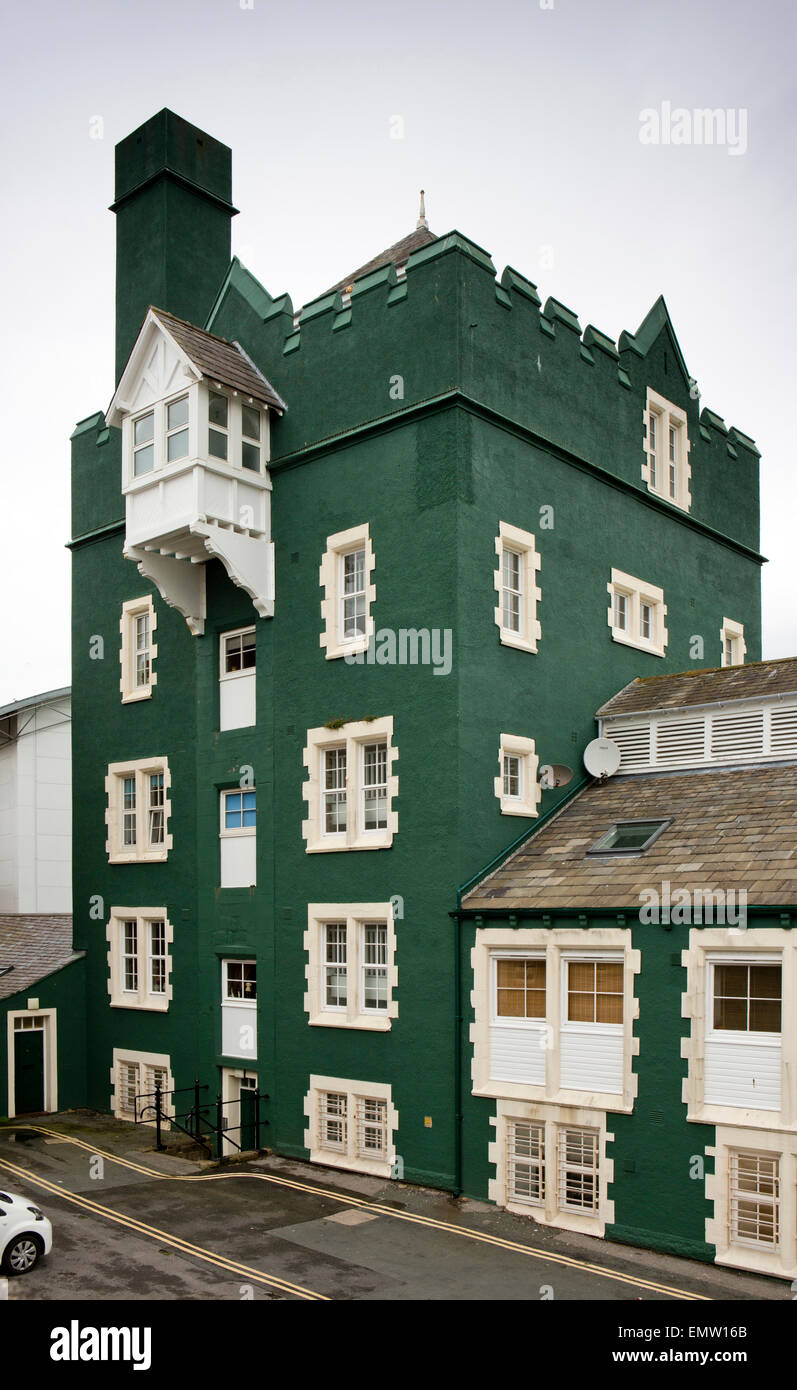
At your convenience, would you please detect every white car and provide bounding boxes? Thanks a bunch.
[0,1190,52,1275]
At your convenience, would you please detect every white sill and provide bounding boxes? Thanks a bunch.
[309,1149,393,1180]
[309,1013,391,1032]
[498,629,537,654]
[108,849,169,864]
[499,800,538,817]
[610,628,666,658]
[324,635,371,662]
[219,670,256,683]
[306,835,393,854]
[121,687,153,704]
[110,998,169,1012]
[646,482,690,514]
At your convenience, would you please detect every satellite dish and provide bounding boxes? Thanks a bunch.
[539,763,574,789]
[583,737,621,780]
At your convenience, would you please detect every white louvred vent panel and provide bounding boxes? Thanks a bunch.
[655,718,707,766]
[769,706,797,755]
[605,723,651,771]
[709,711,764,761]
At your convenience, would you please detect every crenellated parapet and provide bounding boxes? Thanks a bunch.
[206,232,761,555]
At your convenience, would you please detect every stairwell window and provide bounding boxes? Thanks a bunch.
[220,789,257,888]
[607,569,668,657]
[120,596,157,702]
[494,522,542,653]
[302,718,398,852]
[721,618,746,668]
[643,389,691,510]
[106,758,171,863]
[319,523,376,660]
[220,627,256,731]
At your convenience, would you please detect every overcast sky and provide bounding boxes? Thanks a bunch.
[1,0,795,705]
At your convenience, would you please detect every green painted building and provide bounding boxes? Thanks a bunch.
[67,109,771,1271]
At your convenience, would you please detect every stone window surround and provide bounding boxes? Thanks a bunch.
[304,902,399,1032]
[106,907,173,1011]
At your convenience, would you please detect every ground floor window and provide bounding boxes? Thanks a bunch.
[491,1102,612,1235]
[305,1074,396,1178]
[507,1120,545,1207]
[728,1151,780,1250]
[558,1127,600,1214]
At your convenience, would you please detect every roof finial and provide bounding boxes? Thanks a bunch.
[417,189,428,231]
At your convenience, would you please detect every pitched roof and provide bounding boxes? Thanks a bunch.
[150,308,286,412]
[0,916,82,1001]
[597,658,797,720]
[323,226,437,295]
[463,764,797,912]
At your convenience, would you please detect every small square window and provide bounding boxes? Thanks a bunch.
[587,819,671,855]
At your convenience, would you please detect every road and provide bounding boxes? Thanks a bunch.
[0,1114,789,1302]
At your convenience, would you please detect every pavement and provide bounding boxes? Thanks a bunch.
[0,1111,790,1302]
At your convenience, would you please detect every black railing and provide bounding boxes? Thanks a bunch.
[134,1078,270,1160]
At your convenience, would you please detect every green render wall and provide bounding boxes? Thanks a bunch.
[0,960,86,1119]
[70,164,764,1254]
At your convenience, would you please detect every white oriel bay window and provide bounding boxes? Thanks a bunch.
[494,521,542,653]
[607,568,668,657]
[119,596,157,702]
[495,734,541,817]
[720,618,746,668]
[643,388,691,510]
[106,908,172,1010]
[111,1048,173,1122]
[304,1075,398,1178]
[106,758,171,863]
[302,718,398,852]
[682,929,797,1130]
[221,959,257,1060]
[220,789,257,887]
[219,626,256,731]
[471,928,639,1111]
[126,384,267,483]
[319,523,376,660]
[305,903,398,1031]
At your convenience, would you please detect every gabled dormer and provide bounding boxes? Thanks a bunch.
[107,307,286,635]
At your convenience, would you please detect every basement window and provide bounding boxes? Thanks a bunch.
[587,819,670,855]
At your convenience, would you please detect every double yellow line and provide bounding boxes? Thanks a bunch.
[0,1146,327,1301]
[1,1123,709,1300]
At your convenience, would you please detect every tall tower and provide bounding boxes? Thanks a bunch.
[111,109,237,380]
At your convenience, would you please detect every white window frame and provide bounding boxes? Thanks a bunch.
[490,1101,614,1236]
[643,388,691,511]
[119,596,157,702]
[720,618,746,668]
[682,929,797,1130]
[128,386,198,483]
[472,927,640,1113]
[706,1126,797,1280]
[220,626,256,680]
[495,734,541,817]
[106,908,172,1011]
[222,958,257,1004]
[607,568,668,657]
[219,787,257,838]
[319,523,376,660]
[305,902,398,1031]
[561,954,625,1035]
[302,717,398,852]
[494,521,542,653]
[110,1047,173,1124]
[304,1074,398,1178]
[105,757,172,863]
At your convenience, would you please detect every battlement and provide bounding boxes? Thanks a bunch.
[207,230,760,555]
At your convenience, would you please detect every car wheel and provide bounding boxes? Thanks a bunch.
[2,1233,44,1275]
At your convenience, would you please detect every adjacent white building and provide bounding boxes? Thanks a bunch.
[0,688,72,913]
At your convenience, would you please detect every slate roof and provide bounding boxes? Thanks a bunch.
[0,916,82,1001]
[463,764,797,912]
[324,226,437,294]
[597,658,797,720]
[151,308,286,412]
